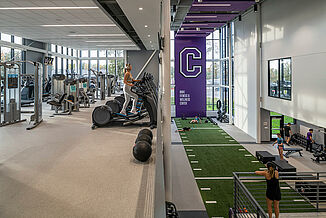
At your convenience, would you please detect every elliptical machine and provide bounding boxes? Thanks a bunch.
[91,72,157,129]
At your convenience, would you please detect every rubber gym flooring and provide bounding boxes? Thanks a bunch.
[174,118,316,218]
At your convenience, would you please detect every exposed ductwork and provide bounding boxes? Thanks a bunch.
[170,0,193,31]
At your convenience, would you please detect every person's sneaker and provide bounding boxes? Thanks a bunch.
[131,110,138,114]
[120,111,127,115]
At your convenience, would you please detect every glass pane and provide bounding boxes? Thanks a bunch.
[116,50,124,57]
[57,46,62,54]
[57,58,62,74]
[171,86,175,105]
[81,50,88,57]
[213,40,219,59]
[214,87,220,110]
[1,47,11,61]
[171,60,175,85]
[62,47,67,55]
[63,58,67,74]
[206,87,213,111]
[213,61,220,85]
[68,48,72,56]
[269,60,279,97]
[221,87,229,113]
[51,44,56,52]
[108,60,115,75]
[170,40,174,60]
[207,33,213,40]
[1,33,11,42]
[90,60,97,75]
[14,36,22,44]
[206,61,213,85]
[213,30,219,40]
[52,56,56,75]
[73,49,77,57]
[170,30,175,40]
[90,50,97,57]
[99,50,106,57]
[206,39,213,60]
[99,60,106,73]
[81,60,89,76]
[107,50,115,57]
[72,60,77,72]
[280,58,291,100]
[116,59,124,79]
[14,49,22,61]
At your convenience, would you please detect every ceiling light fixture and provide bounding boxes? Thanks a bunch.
[139,7,143,10]
[0,6,98,10]
[147,35,151,37]
[145,25,148,28]
[42,24,116,27]
[68,34,125,37]
[192,4,231,7]
[86,40,131,43]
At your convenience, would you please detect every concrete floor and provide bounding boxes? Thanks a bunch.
[0,98,155,218]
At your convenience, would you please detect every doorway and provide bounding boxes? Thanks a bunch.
[270,115,284,141]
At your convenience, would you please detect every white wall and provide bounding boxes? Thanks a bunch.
[234,11,258,139]
[261,0,326,129]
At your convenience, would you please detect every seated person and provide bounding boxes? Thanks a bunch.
[190,116,201,124]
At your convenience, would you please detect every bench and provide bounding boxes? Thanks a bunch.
[256,151,275,164]
[283,147,303,158]
[272,160,296,173]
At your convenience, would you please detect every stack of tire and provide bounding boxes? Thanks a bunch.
[133,129,153,162]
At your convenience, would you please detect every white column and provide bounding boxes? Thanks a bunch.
[161,0,172,202]
[255,3,262,143]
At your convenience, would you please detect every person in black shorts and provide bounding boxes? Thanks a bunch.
[283,123,292,145]
[255,162,281,218]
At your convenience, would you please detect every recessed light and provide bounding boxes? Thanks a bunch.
[148,35,150,37]
[145,25,148,28]
[42,24,116,27]
[150,41,152,43]
[139,7,143,10]
[0,6,98,10]
[96,45,136,47]
[68,34,125,37]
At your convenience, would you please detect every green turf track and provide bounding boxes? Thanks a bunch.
[175,118,238,144]
[174,118,316,218]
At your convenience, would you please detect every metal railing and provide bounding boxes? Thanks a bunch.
[232,172,326,218]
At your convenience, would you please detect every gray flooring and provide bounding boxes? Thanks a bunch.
[0,98,155,218]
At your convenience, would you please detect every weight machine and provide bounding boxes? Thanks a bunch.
[90,69,105,100]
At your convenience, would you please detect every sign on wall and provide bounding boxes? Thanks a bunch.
[175,37,206,117]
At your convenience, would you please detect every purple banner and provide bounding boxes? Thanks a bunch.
[175,37,206,117]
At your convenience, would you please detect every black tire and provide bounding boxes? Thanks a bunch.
[216,100,222,110]
[138,129,153,140]
[135,134,152,145]
[92,105,112,127]
[105,100,121,113]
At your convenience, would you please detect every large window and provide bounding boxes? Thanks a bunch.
[1,47,11,61]
[81,50,89,57]
[268,58,292,100]
[99,60,106,73]
[81,60,89,76]
[1,33,11,42]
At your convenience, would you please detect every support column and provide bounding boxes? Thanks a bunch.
[228,23,233,124]
[255,3,262,143]
[161,0,172,202]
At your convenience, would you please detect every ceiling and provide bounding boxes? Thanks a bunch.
[173,0,256,38]
[0,0,140,50]
[116,0,160,50]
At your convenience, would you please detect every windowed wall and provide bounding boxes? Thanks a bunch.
[78,50,125,80]
[0,33,23,63]
[170,31,175,105]
[49,44,77,77]
[268,57,292,100]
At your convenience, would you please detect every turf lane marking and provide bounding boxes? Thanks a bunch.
[239,149,246,151]
[188,154,195,157]
[183,140,189,142]
[193,168,202,171]
[281,187,291,190]
[252,161,260,163]
[259,167,267,170]
[191,161,198,163]
[181,136,187,139]
[186,149,193,151]
[293,199,305,202]
[200,188,211,191]
[205,201,217,204]
[180,133,186,135]
[195,177,233,180]
[229,140,236,142]
[245,154,252,157]
[184,144,240,147]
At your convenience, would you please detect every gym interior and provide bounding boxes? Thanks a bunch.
[0,0,326,218]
